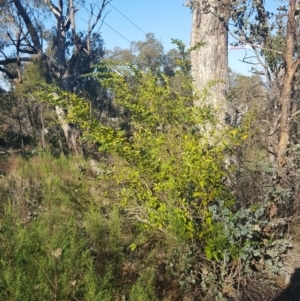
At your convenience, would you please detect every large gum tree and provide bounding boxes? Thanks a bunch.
[189,0,229,112]
[187,0,267,124]
[0,0,111,154]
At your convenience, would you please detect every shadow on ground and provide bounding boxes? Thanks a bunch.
[272,269,300,301]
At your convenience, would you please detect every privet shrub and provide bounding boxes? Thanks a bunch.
[36,41,290,299]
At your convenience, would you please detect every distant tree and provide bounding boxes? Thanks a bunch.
[105,33,187,98]
[228,71,268,155]
[106,33,181,75]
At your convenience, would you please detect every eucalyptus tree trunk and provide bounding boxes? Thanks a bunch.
[55,106,81,155]
[190,0,229,122]
[277,0,300,170]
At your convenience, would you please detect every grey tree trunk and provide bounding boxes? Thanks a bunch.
[55,106,82,155]
[190,0,229,122]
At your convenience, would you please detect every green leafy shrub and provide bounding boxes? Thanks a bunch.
[32,41,291,300]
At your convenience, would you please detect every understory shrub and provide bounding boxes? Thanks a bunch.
[20,41,291,299]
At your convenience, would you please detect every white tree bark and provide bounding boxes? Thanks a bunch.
[55,105,81,155]
[190,0,229,122]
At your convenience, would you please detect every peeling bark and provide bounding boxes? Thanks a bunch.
[277,0,300,170]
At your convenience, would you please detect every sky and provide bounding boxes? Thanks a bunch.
[100,0,191,51]
[93,0,257,75]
